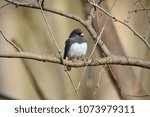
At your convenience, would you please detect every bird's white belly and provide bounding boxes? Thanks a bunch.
[68,43,87,58]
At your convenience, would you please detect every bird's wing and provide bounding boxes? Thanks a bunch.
[63,38,72,59]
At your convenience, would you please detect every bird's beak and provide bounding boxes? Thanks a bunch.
[80,33,84,36]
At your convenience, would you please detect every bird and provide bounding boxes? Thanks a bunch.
[64,29,88,71]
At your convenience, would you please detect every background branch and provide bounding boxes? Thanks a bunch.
[88,1,150,49]
[88,0,146,99]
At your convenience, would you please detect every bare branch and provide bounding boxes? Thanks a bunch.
[4,0,111,56]
[37,0,61,53]
[36,0,80,99]
[133,8,150,12]
[4,0,89,35]
[77,14,109,90]
[3,0,89,99]
[3,0,150,99]
[0,52,150,69]
[0,30,22,52]
[0,2,10,9]
[77,0,118,91]
[88,1,150,49]
[9,40,47,100]
[93,68,104,99]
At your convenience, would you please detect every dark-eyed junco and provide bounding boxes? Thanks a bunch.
[64,29,88,71]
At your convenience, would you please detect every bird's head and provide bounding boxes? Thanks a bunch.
[69,29,84,38]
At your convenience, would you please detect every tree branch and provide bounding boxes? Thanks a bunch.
[88,1,150,49]
[4,0,111,56]
[0,2,10,9]
[1,0,150,100]
[36,0,80,99]
[0,52,150,69]
[0,30,22,52]
[3,0,149,69]
[4,0,88,34]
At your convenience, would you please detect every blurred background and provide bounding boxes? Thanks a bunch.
[0,0,150,99]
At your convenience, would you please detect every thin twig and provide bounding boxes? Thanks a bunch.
[2,36,47,99]
[77,0,112,90]
[89,0,124,99]
[0,25,46,99]
[65,71,81,99]
[124,0,139,23]
[4,0,89,35]
[4,0,111,56]
[138,0,150,40]
[3,0,150,99]
[77,0,117,91]
[0,30,22,52]
[93,68,104,99]
[37,0,60,53]
[133,8,150,12]
[0,2,10,9]
[37,0,80,99]
[77,15,108,90]
[88,1,150,49]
